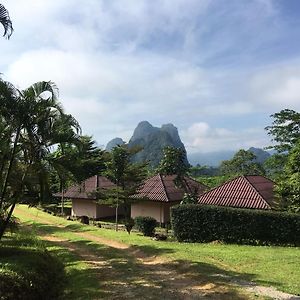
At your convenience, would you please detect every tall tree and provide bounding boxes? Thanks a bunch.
[49,135,107,214]
[95,145,148,231]
[156,146,189,177]
[0,79,80,238]
[275,141,300,212]
[265,109,300,153]
[264,109,300,211]
[0,4,13,39]
[220,149,265,177]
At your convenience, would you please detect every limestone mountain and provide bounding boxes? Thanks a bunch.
[106,121,188,168]
[105,137,125,151]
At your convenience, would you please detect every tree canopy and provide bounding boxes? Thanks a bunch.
[156,146,189,177]
[265,109,300,153]
[275,141,300,212]
[265,109,300,212]
[0,4,13,39]
[94,145,148,230]
[220,149,265,177]
[0,79,80,238]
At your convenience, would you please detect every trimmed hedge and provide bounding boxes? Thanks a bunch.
[134,216,156,236]
[171,204,300,245]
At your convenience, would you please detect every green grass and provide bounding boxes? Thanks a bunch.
[0,231,66,300]
[14,205,300,296]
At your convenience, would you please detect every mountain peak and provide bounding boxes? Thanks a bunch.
[130,121,158,142]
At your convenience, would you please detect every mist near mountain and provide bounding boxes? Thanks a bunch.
[188,147,271,167]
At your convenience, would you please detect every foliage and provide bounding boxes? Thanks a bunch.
[171,204,300,245]
[263,153,287,181]
[220,149,265,176]
[180,192,198,205]
[124,217,135,234]
[95,145,148,225]
[0,211,19,234]
[265,109,300,152]
[189,165,219,177]
[193,175,231,188]
[275,141,300,212]
[49,135,107,193]
[157,146,189,176]
[264,109,300,211]
[0,4,13,39]
[134,216,156,236]
[0,233,65,300]
[0,79,80,239]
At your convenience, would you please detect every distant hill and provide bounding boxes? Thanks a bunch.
[248,147,271,164]
[105,137,125,151]
[188,147,271,167]
[188,150,235,167]
[106,121,188,168]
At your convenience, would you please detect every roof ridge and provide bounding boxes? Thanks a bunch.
[244,176,272,209]
[158,174,170,202]
[243,176,271,208]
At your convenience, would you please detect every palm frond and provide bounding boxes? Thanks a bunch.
[0,4,13,39]
[23,81,59,103]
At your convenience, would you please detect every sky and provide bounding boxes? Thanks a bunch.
[1,0,300,154]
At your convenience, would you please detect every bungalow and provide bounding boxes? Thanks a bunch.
[198,175,275,210]
[131,174,208,224]
[60,175,117,219]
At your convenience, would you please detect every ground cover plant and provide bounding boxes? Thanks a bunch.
[134,216,157,236]
[0,231,65,300]
[14,205,300,296]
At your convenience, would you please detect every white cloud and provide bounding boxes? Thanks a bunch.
[182,122,269,153]
[248,63,300,110]
[0,0,299,153]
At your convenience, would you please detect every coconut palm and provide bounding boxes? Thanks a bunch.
[0,79,81,238]
[0,4,13,39]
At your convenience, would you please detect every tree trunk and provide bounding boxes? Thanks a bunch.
[0,126,21,210]
[0,165,28,240]
[115,204,119,231]
[61,187,64,215]
[0,200,16,240]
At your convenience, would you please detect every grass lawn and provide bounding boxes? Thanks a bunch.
[14,205,300,296]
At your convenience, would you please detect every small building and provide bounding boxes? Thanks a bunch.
[131,174,208,224]
[61,175,117,219]
[198,175,275,210]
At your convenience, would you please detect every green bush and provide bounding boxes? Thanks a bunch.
[171,204,300,245]
[0,235,66,300]
[125,218,135,235]
[134,216,157,236]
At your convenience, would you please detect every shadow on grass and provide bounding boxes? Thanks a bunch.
[41,235,283,300]
[17,221,294,299]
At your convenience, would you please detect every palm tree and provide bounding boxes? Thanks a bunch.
[0,79,80,238]
[0,4,13,39]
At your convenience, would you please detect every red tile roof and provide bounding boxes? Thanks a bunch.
[58,175,115,200]
[198,175,275,210]
[134,174,208,202]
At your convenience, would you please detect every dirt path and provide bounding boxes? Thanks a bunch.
[15,207,300,300]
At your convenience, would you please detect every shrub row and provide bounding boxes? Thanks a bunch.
[171,204,300,245]
[134,216,156,236]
